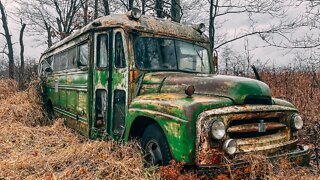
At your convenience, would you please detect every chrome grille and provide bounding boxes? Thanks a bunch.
[227,117,286,139]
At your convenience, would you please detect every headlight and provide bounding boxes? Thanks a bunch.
[128,8,142,20]
[223,139,237,155]
[291,114,303,130]
[210,119,226,140]
[192,23,206,33]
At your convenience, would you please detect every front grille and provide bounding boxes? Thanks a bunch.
[229,117,279,127]
[229,129,279,139]
[227,117,286,139]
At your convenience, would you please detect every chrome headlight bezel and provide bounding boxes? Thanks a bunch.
[128,8,142,20]
[223,139,237,155]
[210,118,226,140]
[291,113,303,130]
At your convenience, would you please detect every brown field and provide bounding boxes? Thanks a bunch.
[0,71,319,179]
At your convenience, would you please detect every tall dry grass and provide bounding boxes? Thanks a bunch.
[0,79,158,179]
[261,71,320,149]
[261,70,320,122]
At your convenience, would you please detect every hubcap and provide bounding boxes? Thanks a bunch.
[144,139,163,166]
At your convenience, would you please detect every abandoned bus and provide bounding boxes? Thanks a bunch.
[38,8,309,175]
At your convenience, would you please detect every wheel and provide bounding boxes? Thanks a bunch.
[141,124,172,166]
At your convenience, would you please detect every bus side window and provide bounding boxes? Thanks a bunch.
[97,35,109,68]
[115,32,126,68]
[67,47,77,69]
[79,43,88,66]
[53,52,67,71]
[60,51,68,70]
[52,54,60,71]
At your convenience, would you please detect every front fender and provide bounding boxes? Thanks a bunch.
[273,98,295,108]
[125,108,196,163]
[125,93,233,164]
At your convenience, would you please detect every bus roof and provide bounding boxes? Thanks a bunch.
[44,14,209,54]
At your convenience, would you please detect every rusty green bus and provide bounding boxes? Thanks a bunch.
[38,8,309,175]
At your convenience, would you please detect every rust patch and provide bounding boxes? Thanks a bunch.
[196,105,297,165]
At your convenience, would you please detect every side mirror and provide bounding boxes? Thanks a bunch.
[44,66,53,73]
[41,62,53,75]
[39,64,52,78]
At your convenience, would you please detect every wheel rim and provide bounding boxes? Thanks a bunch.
[145,139,163,166]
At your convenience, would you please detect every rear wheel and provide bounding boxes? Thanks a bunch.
[141,124,172,166]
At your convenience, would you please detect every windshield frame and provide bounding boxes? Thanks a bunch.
[133,35,212,74]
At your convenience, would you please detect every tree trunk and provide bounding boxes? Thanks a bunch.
[44,21,53,47]
[0,0,14,79]
[155,0,164,18]
[94,0,99,19]
[141,0,146,15]
[171,0,181,22]
[102,0,110,15]
[128,0,134,10]
[209,0,218,52]
[80,0,88,24]
[19,20,26,87]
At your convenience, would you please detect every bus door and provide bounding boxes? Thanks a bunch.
[93,29,129,140]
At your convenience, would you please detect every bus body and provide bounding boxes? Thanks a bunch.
[39,12,309,175]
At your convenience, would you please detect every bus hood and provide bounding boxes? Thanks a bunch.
[140,72,272,105]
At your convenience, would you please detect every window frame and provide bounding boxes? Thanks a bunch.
[48,40,89,74]
[96,33,110,69]
[78,42,89,67]
[114,32,127,69]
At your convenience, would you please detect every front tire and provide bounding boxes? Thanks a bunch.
[141,124,172,166]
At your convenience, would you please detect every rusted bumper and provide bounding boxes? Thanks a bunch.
[196,146,310,177]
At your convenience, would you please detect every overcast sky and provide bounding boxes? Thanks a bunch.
[0,0,314,67]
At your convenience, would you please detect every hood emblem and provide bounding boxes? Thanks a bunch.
[258,120,266,133]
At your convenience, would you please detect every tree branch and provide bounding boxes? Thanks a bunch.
[214,30,273,50]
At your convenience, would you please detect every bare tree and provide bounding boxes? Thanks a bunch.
[141,0,146,14]
[19,19,26,85]
[155,0,164,18]
[0,0,14,79]
[102,0,110,15]
[209,0,218,51]
[259,0,320,49]
[80,0,89,24]
[171,0,181,22]
[128,0,134,10]
[206,0,299,52]
[94,0,99,19]
[16,0,82,46]
[53,0,81,39]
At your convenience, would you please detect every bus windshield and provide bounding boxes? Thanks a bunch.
[134,37,210,73]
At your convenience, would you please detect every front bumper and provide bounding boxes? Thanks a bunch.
[196,147,310,178]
